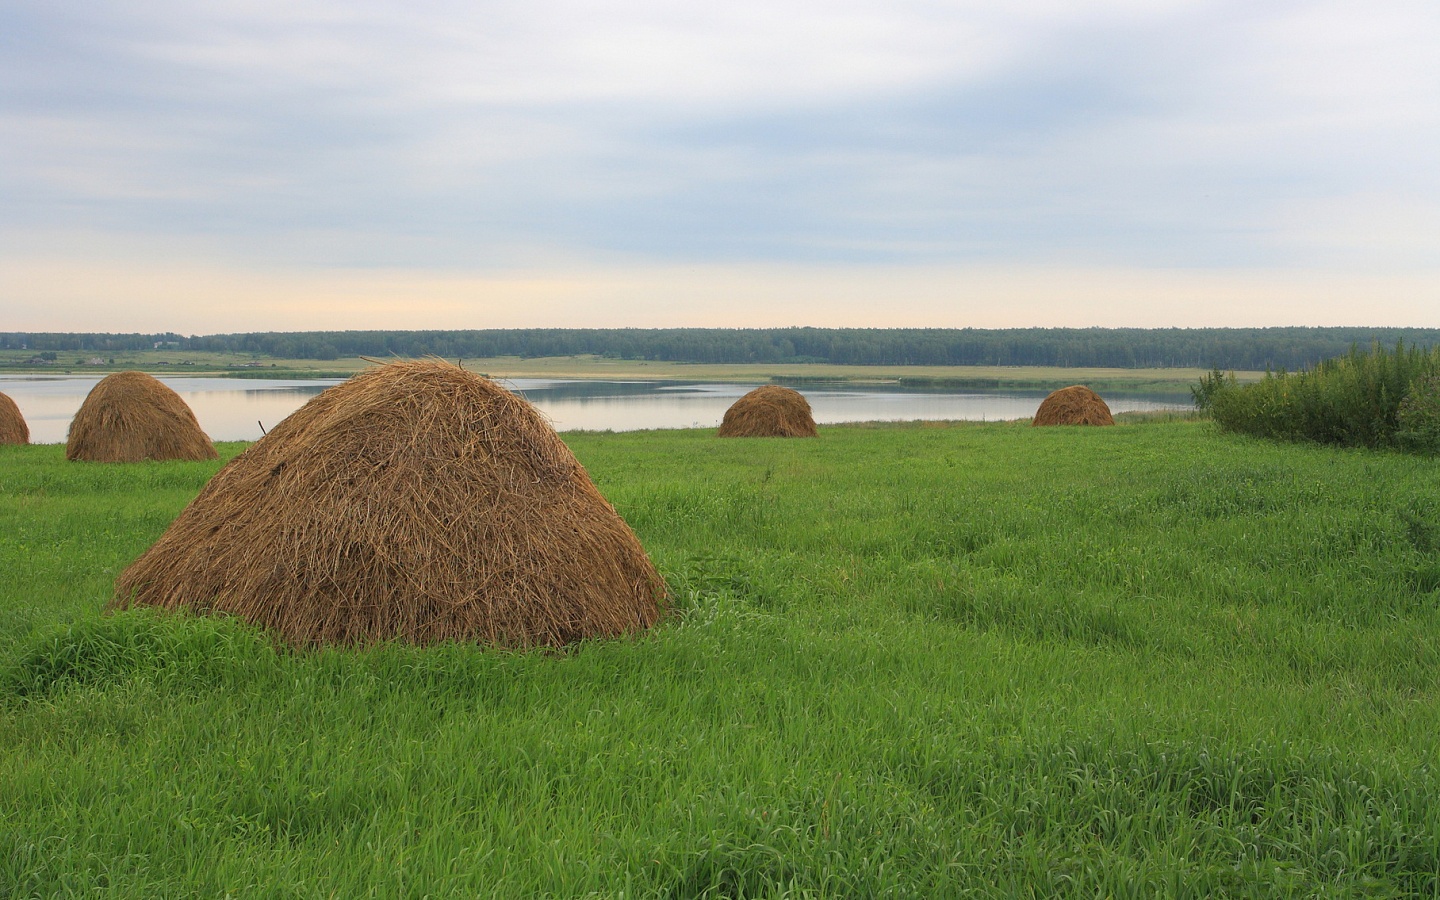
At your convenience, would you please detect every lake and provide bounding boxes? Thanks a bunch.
[0,375,1188,444]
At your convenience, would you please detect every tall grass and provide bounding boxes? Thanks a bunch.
[1206,341,1440,451]
[2,422,1440,896]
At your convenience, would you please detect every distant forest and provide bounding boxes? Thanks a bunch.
[5,327,1440,371]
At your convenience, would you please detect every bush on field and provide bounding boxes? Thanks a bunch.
[1190,366,1236,413]
[1200,342,1440,452]
[1397,375,1440,454]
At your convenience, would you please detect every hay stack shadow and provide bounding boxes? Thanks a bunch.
[66,371,217,462]
[111,361,666,648]
[718,385,818,438]
[0,391,28,445]
[1031,385,1115,427]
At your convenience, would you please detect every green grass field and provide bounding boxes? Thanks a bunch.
[2,418,1438,897]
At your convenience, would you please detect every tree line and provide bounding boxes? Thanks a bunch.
[5,327,1440,371]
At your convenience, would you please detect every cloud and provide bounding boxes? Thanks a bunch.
[2,0,1439,328]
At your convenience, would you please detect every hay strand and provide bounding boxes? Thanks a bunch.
[0,391,28,445]
[111,361,666,648]
[717,385,818,438]
[66,372,217,462]
[1031,385,1115,426]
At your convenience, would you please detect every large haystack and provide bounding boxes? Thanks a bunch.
[717,385,818,438]
[111,361,666,648]
[1032,385,1115,427]
[0,391,28,445]
[66,372,217,462]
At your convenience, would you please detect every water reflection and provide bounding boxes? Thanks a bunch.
[0,376,341,445]
[506,380,1181,433]
[0,374,1186,444]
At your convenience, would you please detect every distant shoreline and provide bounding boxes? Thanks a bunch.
[0,352,1259,395]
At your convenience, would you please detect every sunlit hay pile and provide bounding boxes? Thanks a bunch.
[717,385,818,438]
[111,360,667,648]
[66,371,218,462]
[0,391,28,445]
[1031,385,1115,427]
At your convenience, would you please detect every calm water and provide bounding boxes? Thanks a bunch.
[0,375,1187,444]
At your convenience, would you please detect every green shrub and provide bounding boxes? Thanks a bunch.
[1397,375,1440,454]
[1190,366,1236,413]
[1207,341,1440,450]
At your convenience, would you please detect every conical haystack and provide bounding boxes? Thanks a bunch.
[0,391,28,445]
[111,361,667,648]
[66,371,217,462]
[1032,385,1115,426]
[718,385,818,438]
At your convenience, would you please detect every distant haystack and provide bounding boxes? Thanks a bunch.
[717,385,818,438]
[0,391,28,445]
[111,361,667,648]
[66,372,217,462]
[1032,385,1115,427]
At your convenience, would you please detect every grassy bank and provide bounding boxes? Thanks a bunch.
[0,350,1258,393]
[2,420,1438,896]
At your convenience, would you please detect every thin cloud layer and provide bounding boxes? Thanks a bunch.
[2,0,1437,328]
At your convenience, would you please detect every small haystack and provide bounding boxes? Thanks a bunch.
[66,372,217,462]
[1032,385,1115,426]
[717,385,818,438]
[0,391,28,445]
[111,361,666,648]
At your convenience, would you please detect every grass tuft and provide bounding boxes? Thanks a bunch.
[1,611,278,699]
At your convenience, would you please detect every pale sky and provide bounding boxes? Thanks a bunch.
[2,0,1438,332]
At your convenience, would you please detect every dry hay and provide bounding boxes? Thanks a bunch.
[1031,385,1115,427]
[66,371,218,462]
[111,360,667,648]
[717,385,818,438]
[0,391,28,445]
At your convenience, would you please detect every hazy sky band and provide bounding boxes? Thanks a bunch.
[3,1,1438,329]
